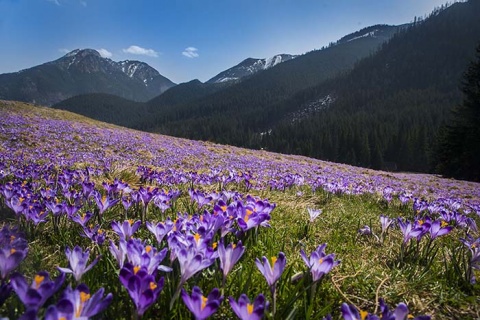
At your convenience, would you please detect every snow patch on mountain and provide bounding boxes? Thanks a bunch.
[289,95,335,124]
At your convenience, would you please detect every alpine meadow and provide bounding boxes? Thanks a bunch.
[0,1,479,319]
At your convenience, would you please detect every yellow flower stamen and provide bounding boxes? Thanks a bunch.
[80,292,90,303]
[134,266,141,274]
[194,233,201,244]
[34,275,45,288]
[418,219,424,226]
[360,310,369,320]
[145,246,152,253]
[246,209,253,216]
[232,243,236,249]
[75,292,91,317]
[10,248,16,254]
[149,282,157,290]
[212,242,218,250]
[247,303,254,315]
[408,315,414,319]
[128,219,134,225]
[271,256,277,269]
[244,215,249,222]
[441,220,448,228]
[220,205,227,212]
[201,295,208,310]
[319,258,324,264]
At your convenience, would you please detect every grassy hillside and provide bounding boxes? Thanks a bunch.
[0,101,479,319]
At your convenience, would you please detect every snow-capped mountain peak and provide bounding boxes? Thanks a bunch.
[207,54,297,84]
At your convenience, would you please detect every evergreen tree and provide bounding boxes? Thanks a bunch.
[433,44,480,181]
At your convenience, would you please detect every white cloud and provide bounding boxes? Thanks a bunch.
[97,48,112,58]
[59,48,70,54]
[80,1,87,7]
[122,45,159,58]
[182,47,199,58]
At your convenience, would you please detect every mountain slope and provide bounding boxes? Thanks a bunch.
[207,54,297,83]
[52,79,228,129]
[0,49,176,106]
[145,24,400,137]
[261,0,480,172]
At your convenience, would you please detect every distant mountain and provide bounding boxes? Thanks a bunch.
[207,54,297,83]
[145,24,401,140]
[0,49,176,106]
[52,79,228,129]
[52,93,148,128]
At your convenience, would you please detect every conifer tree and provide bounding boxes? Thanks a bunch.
[433,44,480,181]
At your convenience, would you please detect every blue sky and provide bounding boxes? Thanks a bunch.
[0,0,450,83]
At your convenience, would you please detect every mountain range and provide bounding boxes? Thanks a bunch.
[206,54,297,83]
[0,49,176,106]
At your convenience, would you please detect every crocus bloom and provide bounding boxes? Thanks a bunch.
[429,220,453,239]
[229,293,268,320]
[307,208,322,223]
[340,300,431,320]
[255,252,286,289]
[45,283,112,319]
[300,244,340,282]
[218,240,245,280]
[146,219,174,245]
[58,246,99,282]
[93,191,119,214]
[177,245,216,285]
[119,263,164,317]
[111,219,141,240]
[380,215,394,234]
[10,271,65,311]
[181,286,223,320]
[397,218,425,244]
[109,239,127,268]
[0,230,28,280]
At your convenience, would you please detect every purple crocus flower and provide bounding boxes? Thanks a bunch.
[380,215,394,234]
[10,271,65,311]
[93,191,119,214]
[177,244,216,285]
[45,283,112,320]
[181,286,223,320]
[307,208,322,223]
[300,244,340,282]
[229,293,268,320]
[146,219,174,245]
[109,239,127,268]
[119,263,164,317]
[57,246,99,282]
[111,219,141,240]
[255,252,286,289]
[218,240,245,281]
[70,211,93,228]
[0,230,28,280]
[429,220,453,239]
[397,218,425,244]
[341,300,431,320]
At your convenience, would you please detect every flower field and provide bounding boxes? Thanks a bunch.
[0,101,479,319]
